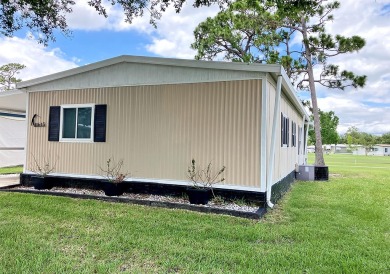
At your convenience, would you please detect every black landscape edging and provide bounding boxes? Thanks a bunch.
[1,188,265,219]
[0,184,19,189]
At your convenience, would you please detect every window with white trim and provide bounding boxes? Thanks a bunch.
[60,104,94,142]
[281,113,289,147]
[49,104,106,143]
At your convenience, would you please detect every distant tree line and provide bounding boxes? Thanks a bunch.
[307,111,390,146]
[339,127,390,147]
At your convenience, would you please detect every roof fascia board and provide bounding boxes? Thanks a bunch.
[17,55,281,89]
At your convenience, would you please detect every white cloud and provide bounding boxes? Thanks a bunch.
[318,96,390,135]
[143,4,220,59]
[66,1,153,33]
[66,2,110,31]
[66,1,219,59]
[0,36,78,81]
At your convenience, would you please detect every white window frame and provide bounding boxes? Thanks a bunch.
[59,104,95,143]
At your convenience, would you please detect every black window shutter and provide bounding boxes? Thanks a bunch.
[94,104,107,142]
[48,106,60,141]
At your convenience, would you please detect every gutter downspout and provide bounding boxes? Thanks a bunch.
[266,75,283,208]
[260,77,268,193]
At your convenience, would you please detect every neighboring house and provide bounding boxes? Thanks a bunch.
[307,145,315,153]
[366,145,390,156]
[381,145,390,156]
[0,90,26,167]
[17,55,309,205]
[352,145,366,155]
[323,145,331,153]
[353,144,390,156]
[329,144,350,154]
[310,144,351,154]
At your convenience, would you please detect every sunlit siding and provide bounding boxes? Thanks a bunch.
[26,79,262,188]
[266,78,304,184]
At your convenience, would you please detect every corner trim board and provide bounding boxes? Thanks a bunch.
[23,91,29,173]
[260,76,267,192]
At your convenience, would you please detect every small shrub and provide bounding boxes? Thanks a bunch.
[31,155,57,177]
[100,158,130,184]
[187,159,226,198]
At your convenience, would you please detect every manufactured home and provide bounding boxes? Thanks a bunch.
[332,144,350,154]
[353,144,390,156]
[18,55,309,206]
[0,90,26,168]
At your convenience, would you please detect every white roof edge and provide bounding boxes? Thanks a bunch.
[17,55,282,89]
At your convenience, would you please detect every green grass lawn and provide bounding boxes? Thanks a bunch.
[0,165,23,174]
[1,155,389,273]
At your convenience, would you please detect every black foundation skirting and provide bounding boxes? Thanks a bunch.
[20,173,267,207]
[269,170,296,204]
[20,171,296,210]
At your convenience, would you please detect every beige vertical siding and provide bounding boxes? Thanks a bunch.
[27,79,262,188]
[266,78,304,183]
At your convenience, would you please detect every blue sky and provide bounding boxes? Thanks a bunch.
[46,30,154,64]
[0,0,389,135]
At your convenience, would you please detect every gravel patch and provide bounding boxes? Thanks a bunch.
[14,186,259,213]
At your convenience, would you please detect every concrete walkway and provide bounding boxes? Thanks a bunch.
[0,174,20,188]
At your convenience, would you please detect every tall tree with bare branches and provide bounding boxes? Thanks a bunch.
[192,0,366,166]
